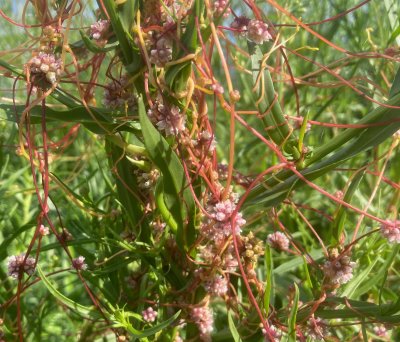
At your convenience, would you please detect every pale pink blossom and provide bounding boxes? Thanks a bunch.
[213,0,231,17]
[7,253,36,278]
[39,224,50,236]
[142,307,158,323]
[323,255,356,285]
[72,256,88,271]
[247,20,272,44]
[267,232,290,251]
[191,305,214,341]
[205,275,228,296]
[90,20,109,40]
[380,220,400,243]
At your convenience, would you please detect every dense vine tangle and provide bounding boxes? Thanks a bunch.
[0,0,399,341]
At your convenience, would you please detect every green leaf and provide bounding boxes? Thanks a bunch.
[390,65,400,98]
[287,283,299,342]
[331,169,365,243]
[79,30,120,53]
[227,310,242,342]
[100,0,133,64]
[112,307,181,339]
[106,143,148,240]
[138,96,196,251]
[263,246,274,316]
[0,104,136,134]
[37,265,100,319]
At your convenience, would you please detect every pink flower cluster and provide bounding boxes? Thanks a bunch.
[213,0,231,18]
[201,198,246,241]
[90,20,109,40]
[247,20,273,44]
[193,130,217,153]
[39,224,50,236]
[150,36,172,67]
[29,52,62,85]
[142,307,158,323]
[230,17,272,44]
[205,275,228,296]
[7,253,36,278]
[191,305,214,341]
[267,232,289,251]
[380,220,400,243]
[148,100,186,136]
[262,324,282,342]
[72,256,88,271]
[323,255,356,285]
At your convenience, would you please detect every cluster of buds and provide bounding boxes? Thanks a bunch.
[29,52,62,85]
[104,76,137,110]
[40,26,62,52]
[191,305,214,341]
[380,220,400,243]
[142,307,158,323]
[267,232,290,251]
[39,224,50,236]
[323,249,356,285]
[199,243,238,272]
[192,130,217,154]
[201,197,246,242]
[204,274,228,296]
[261,324,282,342]
[150,220,166,235]
[90,19,109,40]
[72,256,88,271]
[149,35,173,67]
[241,231,265,264]
[135,168,160,190]
[230,17,272,44]
[7,253,36,278]
[148,99,186,136]
[213,0,231,18]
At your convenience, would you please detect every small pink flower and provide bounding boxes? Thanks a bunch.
[7,253,36,278]
[373,325,389,338]
[29,52,62,85]
[72,256,87,271]
[262,324,282,342]
[90,20,109,40]
[247,20,272,44]
[380,220,400,243]
[148,100,186,136]
[205,275,228,296]
[39,224,50,236]
[150,37,172,67]
[230,16,250,36]
[213,0,231,17]
[267,232,289,251]
[191,305,214,340]
[323,255,356,285]
[142,307,158,323]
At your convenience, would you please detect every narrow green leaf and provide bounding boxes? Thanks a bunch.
[263,246,273,316]
[0,104,135,134]
[287,283,299,342]
[79,30,119,53]
[112,307,181,339]
[227,310,242,342]
[100,0,134,65]
[138,96,195,250]
[37,265,99,319]
[331,169,366,242]
[389,65,400,98]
